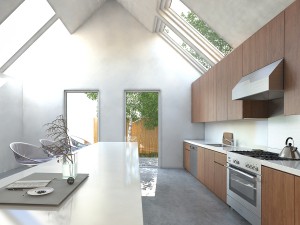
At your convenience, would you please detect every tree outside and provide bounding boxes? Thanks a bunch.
[126,92,159,157]
[181,11,233,56]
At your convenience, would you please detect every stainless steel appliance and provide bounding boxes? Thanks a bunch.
[227,149,300,225]
[190,144,198,178]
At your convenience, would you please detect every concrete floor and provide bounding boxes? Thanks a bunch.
[141,168,250,225]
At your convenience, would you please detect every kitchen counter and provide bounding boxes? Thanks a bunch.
[184,139,300,177]
[0,142,143,225]
[184,139,238,154]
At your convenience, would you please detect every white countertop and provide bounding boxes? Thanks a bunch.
[0,142,143,225]
[184,139,300,177]
[184,139,237,154]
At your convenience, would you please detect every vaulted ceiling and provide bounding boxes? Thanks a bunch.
[0,0,295,49]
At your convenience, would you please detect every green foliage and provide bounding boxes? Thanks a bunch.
[85,92,98,101]
[139,152,158,158]
[126,92,158,130]
[181,11,233,55]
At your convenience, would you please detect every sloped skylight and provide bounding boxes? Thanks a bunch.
[0,0,55,71]
[157,0,233,74]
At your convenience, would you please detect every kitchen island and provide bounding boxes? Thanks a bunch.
[0,142,143,225]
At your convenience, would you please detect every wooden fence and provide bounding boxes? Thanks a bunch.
[126,119,158,156]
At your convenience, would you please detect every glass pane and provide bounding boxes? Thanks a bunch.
[170,0,233,55]
[163,25,211,70]
[0,0,55,67]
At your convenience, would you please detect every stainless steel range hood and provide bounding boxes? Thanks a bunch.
[232,59,283,100]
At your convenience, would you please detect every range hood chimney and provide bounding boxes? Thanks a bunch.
[232,58,283,100]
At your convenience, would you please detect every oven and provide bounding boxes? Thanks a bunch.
[227,152,261,225]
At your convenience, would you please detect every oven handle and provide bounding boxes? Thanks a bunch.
[227,166,256,179]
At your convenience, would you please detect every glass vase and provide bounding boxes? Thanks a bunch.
[62,153,78,179]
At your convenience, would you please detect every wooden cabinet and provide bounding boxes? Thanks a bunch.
[191,78,201,122]
[216,60,228,121]
[191,67,216,122]
[197,146,205,183]
[213,152,227,202]
[295,176,300,225]
[183,143,190,172]
[184,143,227,203]
[284,1,300,115]
[192,44,269,122]
[243,12,284,76]
[204,149,215,191]
[262,166,295,225]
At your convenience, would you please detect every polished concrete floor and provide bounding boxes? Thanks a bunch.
[141,168,250,225]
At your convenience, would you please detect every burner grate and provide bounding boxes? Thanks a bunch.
[231,150,300,160]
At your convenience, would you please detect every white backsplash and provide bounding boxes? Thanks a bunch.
[205,114,300,153]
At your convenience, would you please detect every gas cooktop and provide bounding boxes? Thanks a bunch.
[231,149,300,160]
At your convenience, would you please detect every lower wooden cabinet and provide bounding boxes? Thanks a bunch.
[213,152,227,202]
[262,166,295,225]
[183,143,227,203]
[183,143,190,172]
[204,149,215,191]
[197,146,205,183]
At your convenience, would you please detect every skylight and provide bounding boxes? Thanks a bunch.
[157,0,233,74]
[170,0,233,56]
[163,25,211,70]
[0,0,55,69]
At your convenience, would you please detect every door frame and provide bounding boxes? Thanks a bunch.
[64,89,100,142]
[124,90,161,168]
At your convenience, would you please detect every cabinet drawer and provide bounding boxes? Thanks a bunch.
[214,152,226,165]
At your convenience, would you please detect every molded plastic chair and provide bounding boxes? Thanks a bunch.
[69,135,91,149]
[10,142,53,166]
[39,138,66,156]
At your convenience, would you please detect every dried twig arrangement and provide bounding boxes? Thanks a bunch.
[42,115,74,163]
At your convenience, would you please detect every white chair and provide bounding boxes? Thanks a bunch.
[10,142,53,166]
[69,135,91,149]
[39,138,70,156]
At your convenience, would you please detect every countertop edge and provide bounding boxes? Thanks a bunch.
[184,139,233,154]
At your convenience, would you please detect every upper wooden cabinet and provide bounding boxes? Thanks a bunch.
[284,1,300,115]
[243,12,284,76]
[192,45,269,122]
[192,67,216,122]
[216,60,228,121]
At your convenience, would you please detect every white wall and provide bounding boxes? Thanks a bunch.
[205,119,268,150]
[205,109,300,153]
[0,73,23,173]
[5,0,204,169]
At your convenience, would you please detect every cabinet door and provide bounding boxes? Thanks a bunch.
[216,60,227,121]
[284,1,300,115]
[191,78,201,122]
[207,67,216,122]
[243,12,284,76]
[214,162,227,202]
[184,146,190,172]
[227,46,243,120]
[295,175,300,225]
[197,146,205,183]
[204,149,215,191]
[262,166,294,225]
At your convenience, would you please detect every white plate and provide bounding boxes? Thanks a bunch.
[27,187,54,196]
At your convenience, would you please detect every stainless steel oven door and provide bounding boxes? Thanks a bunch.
[227,164,261,217]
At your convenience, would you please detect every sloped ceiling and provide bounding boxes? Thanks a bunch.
[0,0,24,25]
[47,0,107,33]
[0,0,295,48]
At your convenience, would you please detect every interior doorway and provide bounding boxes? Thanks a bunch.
[125,91,159,166]
[64,90,99,145]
